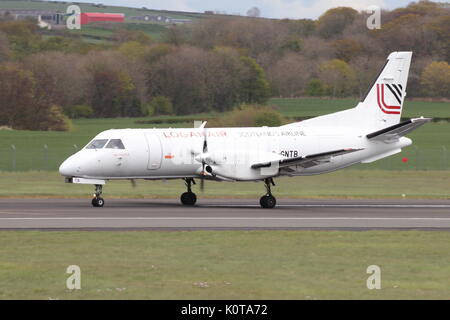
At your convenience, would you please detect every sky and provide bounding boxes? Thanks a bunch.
[69,0,414,19]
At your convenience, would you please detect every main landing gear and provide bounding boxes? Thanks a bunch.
[91,184,105,207]
[260,178,276,209]
[181,178,197,206]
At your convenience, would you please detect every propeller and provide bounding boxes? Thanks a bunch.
[199,122,208,192]
[130,179,137,188]
[190,121,214,192]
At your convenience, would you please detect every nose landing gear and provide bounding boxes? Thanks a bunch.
[260,178,276,209]
[91,184,105,207]
[181,178,197,206]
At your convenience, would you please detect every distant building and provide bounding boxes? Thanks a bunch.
[130,14,192,24]
[169,18,193,25]
[0,9,65,25]
[80,12,125,25]
[130,14,170,23]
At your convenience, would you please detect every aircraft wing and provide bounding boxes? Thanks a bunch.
[366,117,432,142]
[251,148,363,169]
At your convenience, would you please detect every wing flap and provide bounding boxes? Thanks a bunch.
[251,148,363,170]
[366,117,432,142]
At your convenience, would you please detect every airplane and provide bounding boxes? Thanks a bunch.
[59,51,431,208]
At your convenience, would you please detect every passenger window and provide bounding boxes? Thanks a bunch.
[86,139,109,149]
[106,139,125,149]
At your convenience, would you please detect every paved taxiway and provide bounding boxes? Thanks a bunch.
[0,199,449,230]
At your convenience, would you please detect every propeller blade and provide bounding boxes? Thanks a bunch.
[203,138,208,153]
[199,121,208,192]
[130,179,137,188]
[202,124,208,155]
[201,122,208,173]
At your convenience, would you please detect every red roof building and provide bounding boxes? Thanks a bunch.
[80,13,125,25]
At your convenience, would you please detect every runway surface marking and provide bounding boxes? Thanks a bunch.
[2,217,450,220]
[205,204,450,208]
[1,199,449,230]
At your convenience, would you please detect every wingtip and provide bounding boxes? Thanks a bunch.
[412,117,433,123]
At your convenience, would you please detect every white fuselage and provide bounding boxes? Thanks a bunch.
[59,125,412,181]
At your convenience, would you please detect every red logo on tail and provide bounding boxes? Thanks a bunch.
[376,84,402,115]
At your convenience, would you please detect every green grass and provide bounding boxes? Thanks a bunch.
[123,22,168,41]
[69,25,115,38]
[1,230,450,299]
[69,23,169,42]
[353,122,450,170]
[0,117,198,171]
[0,170,448,199]
[269,98,450,171]
[270,97,450,119]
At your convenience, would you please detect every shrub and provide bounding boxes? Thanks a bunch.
[40,105,73,131]
[254,111,284,127]
[64,105,94,119]
[306,78,325,96]
[210,104,285,127]
[421,61,450,98]
[148,96,173,116]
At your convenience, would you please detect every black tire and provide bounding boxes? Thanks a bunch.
[180,192,197,206]
[260,195,276,209]
[91,197,105,207]
[96,197,105,207]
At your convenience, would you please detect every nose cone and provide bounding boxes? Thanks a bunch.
[59,157,77,177]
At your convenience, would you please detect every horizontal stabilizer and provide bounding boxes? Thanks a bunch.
[251,148,363,170]
[366,117,432,142]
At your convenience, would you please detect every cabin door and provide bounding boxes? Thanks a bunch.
[145,134,163,170]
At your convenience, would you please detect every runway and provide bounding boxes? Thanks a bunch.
[0,198,449,230]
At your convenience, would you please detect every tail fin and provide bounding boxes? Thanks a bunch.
[356,51,412,129]
[283,52,413,132]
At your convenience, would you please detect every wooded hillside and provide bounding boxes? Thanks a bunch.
[0,1,448,131]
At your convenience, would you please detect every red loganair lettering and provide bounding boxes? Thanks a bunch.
[163,131,227,138]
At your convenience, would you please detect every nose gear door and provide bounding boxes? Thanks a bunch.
[145,134,163,170]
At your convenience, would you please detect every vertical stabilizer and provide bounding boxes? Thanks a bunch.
[282,52,413,132]
[357,51,412,130]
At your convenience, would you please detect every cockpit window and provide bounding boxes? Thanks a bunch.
[86,139,109,149]
[106,139,125,149]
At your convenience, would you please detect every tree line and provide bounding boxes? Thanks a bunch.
[0,1,449,131]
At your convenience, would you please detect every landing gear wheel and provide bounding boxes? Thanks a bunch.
[92,197,105,207]
[181,192,197,206]
[91,184,104,207]
[260,195,276,209]
[260,178,277,208]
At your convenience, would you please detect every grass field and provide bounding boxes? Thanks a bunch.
[0,116,196,172]
[269,97,450,119]
[69,23,169,42]
[1,230,450,299]
[0,170,448,199]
